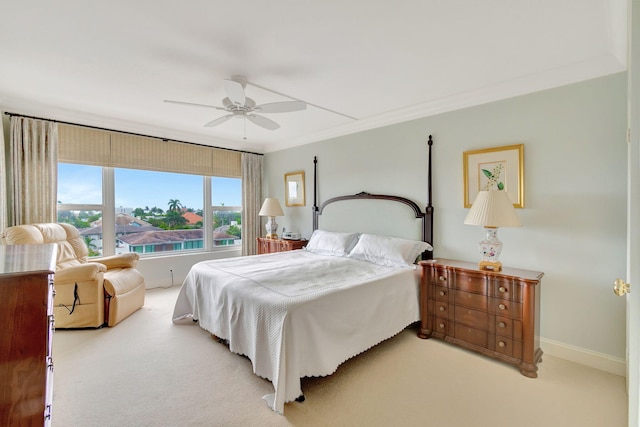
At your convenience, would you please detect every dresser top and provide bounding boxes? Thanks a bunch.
[420,258,544,281]
[0,244,57,276]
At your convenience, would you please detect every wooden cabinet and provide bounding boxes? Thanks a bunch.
[256,237,307,254]
[0,244,57,426]
[418,258,543,378]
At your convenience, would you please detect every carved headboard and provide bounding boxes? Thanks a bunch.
[312,135,434,260]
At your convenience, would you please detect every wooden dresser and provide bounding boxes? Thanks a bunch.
[256,237,307,254]
[0,244,57,426]
[418,258,543,378]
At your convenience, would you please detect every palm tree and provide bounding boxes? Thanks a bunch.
[168,199,183,212]
[165,209,187,229]
[84,236,99,257]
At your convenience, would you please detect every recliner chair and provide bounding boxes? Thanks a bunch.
[1,222,145,328]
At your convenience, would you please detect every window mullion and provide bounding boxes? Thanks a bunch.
[102,167,115,256]
[203,176,212,250]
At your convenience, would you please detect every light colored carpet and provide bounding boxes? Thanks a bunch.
[52,286,628,427]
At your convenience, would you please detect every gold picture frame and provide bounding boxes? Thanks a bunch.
[284,171,305,207]
[463,144,524,208]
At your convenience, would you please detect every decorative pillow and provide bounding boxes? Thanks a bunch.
[347,233,433,268]
[304,230,360,257]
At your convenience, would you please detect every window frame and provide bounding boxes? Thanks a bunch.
[57,165,242,257]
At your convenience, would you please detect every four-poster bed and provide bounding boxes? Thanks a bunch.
[172,135,435,414]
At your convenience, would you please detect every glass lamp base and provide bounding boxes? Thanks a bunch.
[478,227,503,271]
[265,217,279,239]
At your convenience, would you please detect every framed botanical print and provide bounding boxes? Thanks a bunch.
[463,144,524,208]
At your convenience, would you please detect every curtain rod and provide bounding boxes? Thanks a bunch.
[3,111,264,156]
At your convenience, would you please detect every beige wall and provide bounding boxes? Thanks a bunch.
[264,72,628,367]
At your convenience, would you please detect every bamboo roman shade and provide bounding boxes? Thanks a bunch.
[58,124,241,177]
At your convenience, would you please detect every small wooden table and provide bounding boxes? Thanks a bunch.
[256,237,307,254]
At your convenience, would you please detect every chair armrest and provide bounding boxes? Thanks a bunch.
[95,252,140,269]
[55,262,107,284]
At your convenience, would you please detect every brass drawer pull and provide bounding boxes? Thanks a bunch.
[498,321,506,328]
[439,290,446,296]
[498,341,506,348]
[439,306,445,312]
[439,323,445,329]
[499,286,507,293]
[499,303,506,310]
[439,276,445,281]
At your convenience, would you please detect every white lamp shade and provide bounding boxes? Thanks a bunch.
[258,198,285,217]
[464,191,521,227]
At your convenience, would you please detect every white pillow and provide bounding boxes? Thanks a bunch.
[304,230,360,257]
[347,233,433,268]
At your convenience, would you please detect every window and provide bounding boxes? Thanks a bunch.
[57,164,104,256]
[212,177,242,247]
[56,124,244,257]
[57,163,242,257]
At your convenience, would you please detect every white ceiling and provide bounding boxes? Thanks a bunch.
[0,1,628,154]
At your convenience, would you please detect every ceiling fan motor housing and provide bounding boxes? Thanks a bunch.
[223,96,256,114]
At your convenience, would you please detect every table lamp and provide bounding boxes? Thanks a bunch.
[258,198,285,239]
[464,190,521,271]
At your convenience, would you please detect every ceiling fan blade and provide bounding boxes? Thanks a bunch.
[204,115,233,127]
[256,100,307,113]
[246,114,280,130]
[224,79,246,107]
[163,99,224,110]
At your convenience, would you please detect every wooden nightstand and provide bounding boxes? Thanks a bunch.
[418,258,544,378]
[256,237,307,254]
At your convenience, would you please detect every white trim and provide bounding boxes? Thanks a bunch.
[540,337,625,376]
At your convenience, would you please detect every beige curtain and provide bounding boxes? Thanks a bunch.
[0,115,7,231]
[9,117,58,225]
[241,153,263,255]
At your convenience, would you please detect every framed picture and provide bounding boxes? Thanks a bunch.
[284,171,305,207]
[463,144,524,208]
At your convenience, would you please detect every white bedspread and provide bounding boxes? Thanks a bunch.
[172,250,420,414]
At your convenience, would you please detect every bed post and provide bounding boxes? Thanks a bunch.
[313,156,319,231]
[425,135,434,260]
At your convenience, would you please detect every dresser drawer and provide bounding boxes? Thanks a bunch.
[453,289,487,311]
[433,284,449,301]
[430,300,450,317]
[431,266,449,286]
[490,298,522,319]
[433,317,450,335]
[495,336,514,357]
[453,306,488,329]
[453,270,488,294]
[491,278,522,302]
[493,316,512,337]
[492,317,523,341]
[494,336,523,359]
[454,324,488,348]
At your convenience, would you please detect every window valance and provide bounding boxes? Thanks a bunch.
[58,124,241,178]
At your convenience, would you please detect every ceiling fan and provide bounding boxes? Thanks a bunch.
[163,76,306,131]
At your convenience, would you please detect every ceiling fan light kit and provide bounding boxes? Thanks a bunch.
[164,76,307,134]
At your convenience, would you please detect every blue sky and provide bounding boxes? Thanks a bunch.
[58,164,241,211]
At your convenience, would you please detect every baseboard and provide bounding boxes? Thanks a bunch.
[540,337,626,377]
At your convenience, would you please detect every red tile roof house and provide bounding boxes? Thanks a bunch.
[181,211,203,226]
